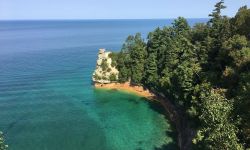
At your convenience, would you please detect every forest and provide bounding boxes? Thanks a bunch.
[110,1,250,149]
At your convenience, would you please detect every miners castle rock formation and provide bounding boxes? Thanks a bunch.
[92,49,119,83]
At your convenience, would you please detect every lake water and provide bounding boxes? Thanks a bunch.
[0,19,207,150]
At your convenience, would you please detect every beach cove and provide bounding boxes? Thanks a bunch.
[94,81,194,149]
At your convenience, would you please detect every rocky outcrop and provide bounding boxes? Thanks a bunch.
[92,49,119,83]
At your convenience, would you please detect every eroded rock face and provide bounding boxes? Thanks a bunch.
[92,49,119,83]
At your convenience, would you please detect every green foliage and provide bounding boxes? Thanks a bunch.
[231,6,250,39]
[217,35,250,89]
[0,132,7,150]
[191,23,209,65]
[221,34,249,67]
[144,53,158,87]
[209,0,226,21]
[145,17,200,109]
[235,72,250,147]
[114,1,249,149]
[116,33,146,83]
[130,33,146,84]
[107,68,111,72]
[193,89,243,150]
[117,48,131,82]
[93,74,101,80]
[101,76,108,80]
[100,59,108,71]
[108,52,118,67]
[205,1,232,78]
[109,73,117,81]
[143,28,160,88]
[173,17,190,36]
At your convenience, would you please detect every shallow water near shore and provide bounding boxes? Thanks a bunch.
[0,19,206,150]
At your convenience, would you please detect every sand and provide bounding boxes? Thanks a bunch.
[94,82,157,101]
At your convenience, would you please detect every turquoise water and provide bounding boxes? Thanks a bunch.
[0,19,207,150]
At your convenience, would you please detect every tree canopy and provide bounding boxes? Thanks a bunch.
[114,1,250,149]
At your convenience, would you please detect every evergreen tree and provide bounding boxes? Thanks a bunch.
[116,36,133,82]
[116,33,146,83]
[130,33,146,84]
[117,52,131,82]
[231,6,250,39]
[191,23,210,65]
[143,30,160,88]
[206,0,232,83]
[193,89,243,150]
[236,72,250,148]
[143,52,158,88]
[114,1,250,148]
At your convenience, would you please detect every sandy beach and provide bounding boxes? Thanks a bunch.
[94,82,157,101]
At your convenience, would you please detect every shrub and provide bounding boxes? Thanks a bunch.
[100,59,108,71]
[93,74,101,80]
[109,73,117,81]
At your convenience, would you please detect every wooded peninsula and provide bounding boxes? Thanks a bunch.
[93,1,250,149]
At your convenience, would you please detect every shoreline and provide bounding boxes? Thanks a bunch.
[94,81,194,150]
[94,82,157,101]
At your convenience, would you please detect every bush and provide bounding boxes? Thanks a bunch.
[100,59,108,71]
[109,52,118,67]
[102,76,108,80]
[107,68,111,72]
[93,74,101,80]
[109,73,117,81]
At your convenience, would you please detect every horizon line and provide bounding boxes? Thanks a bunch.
[0,18,210,21]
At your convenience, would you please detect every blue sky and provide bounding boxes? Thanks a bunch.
[0,0,249,20]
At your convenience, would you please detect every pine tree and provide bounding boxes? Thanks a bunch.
[193,89,243,150]
[231,6,250,39]
[130,33,146,84]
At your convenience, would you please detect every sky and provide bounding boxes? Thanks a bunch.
[0,0,249,20]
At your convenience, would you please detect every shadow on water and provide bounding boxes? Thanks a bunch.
[153,130,178,150]
[154,142,179,150]
[141,97,178,150]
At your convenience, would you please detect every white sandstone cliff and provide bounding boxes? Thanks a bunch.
[92,49,119,83]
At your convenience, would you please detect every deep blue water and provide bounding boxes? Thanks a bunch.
[0,19,207,150]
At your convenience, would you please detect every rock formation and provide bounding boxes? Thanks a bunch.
[92,49,119,83]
